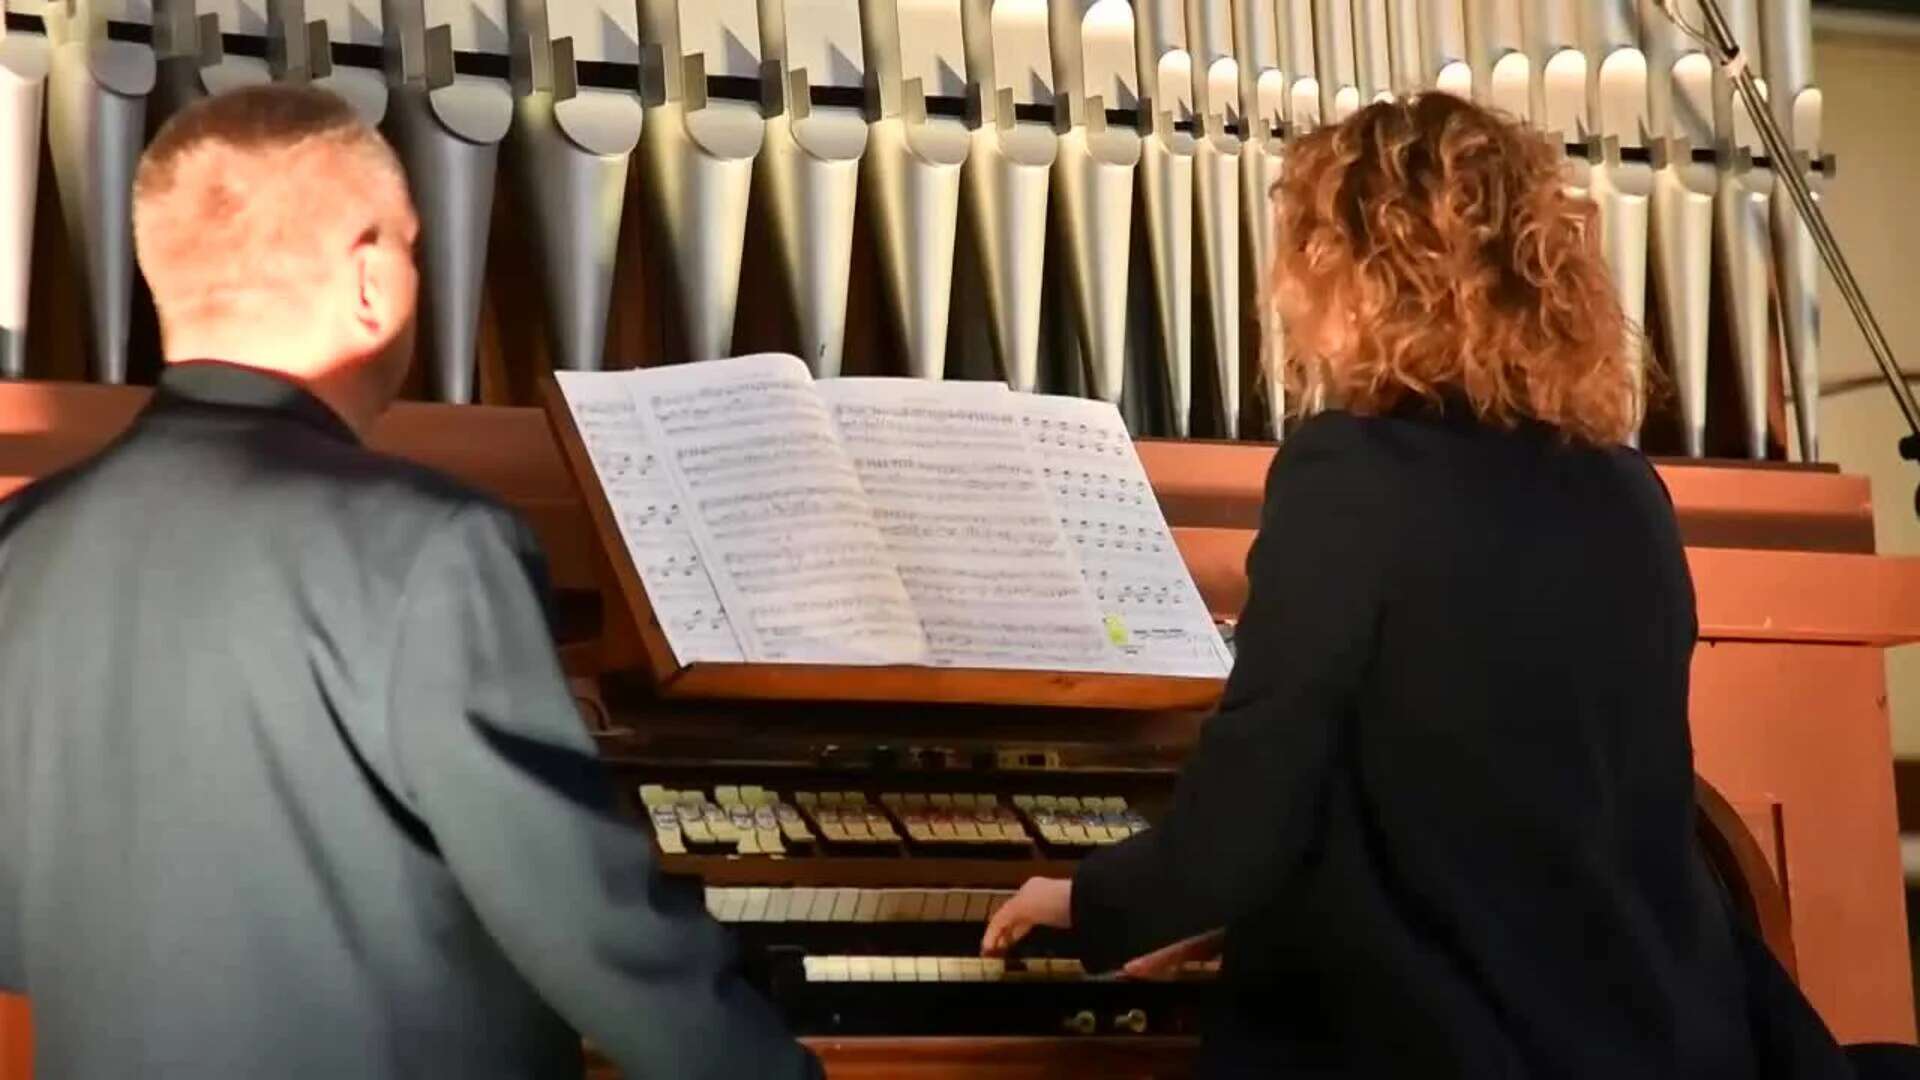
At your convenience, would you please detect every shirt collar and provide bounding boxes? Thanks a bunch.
[154,361,360,445]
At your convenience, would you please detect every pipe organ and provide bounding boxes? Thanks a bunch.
[4,4,1914,1078]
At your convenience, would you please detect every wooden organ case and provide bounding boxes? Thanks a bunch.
[5,385,1920,1077]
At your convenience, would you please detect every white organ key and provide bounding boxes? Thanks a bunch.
[916,956,941,982]
[705,886,726,919]
[765,887,794,922]
[741,887,772,922]
[853,889,882,923]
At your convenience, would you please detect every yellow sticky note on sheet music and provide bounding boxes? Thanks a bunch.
[1103,615,1131,647]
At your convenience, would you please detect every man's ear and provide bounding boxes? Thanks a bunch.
[349,226,409,348]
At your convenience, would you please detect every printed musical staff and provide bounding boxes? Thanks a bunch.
[816,379,1113,671]
[556,371,745,663]
[1015,395,1234,678]
[628,355,930,665]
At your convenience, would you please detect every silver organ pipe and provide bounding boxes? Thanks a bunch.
[1049,0,1139,404]
[505,0,641,373]
[1712,0,1775,459]
[1584,0,1652,442]
[150,0,220,127]
[45,0,152,385]
[381,0,509,404]
[0,0,1839,460]
[1418,0,1472,98]
[958,0,1054,394]
[1463,0,1528,119]
[0,8,47,380]
[1522,0,1582,143]
[1760,0,1822,461]
[1310,0,1359,122]
[1231,0,1283,430]
[1187,0,1240,437]
[1134,0,1196,434]
[1385,0,1424,94]
[757,0,868,377]
[1644,0,1716,457]
[289,0,386,123]
[1351,0,1392,105]
[858,0,968,380]
[635,0,763,362]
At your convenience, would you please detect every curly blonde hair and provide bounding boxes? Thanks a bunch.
[1269,93,1642,445]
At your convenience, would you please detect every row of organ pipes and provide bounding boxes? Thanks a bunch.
[0,0,1825,457]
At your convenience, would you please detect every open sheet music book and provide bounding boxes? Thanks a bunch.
[554,354,1233,679]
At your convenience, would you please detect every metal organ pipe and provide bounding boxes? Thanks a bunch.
[1310,0,1359,122]
[859,0,969,380]
[957,0,1055,394]
[1463,0,1528,119]
[1418,0,1471,98]
[285,0,387,124]
[506,0,642,373]
[1351,0,1392,105]
[1711,0,1776,459]
[1187,0,1240,437]
[1522,0,1582,142]
[1231,0,1283,430]
[635,0,765,361]
[0,9,47,380]
[381,0,510,404]
[757,0,869,377]
[1761,0,1823,461]
[1135,0,1196,434]
[1585,0,1652,444]
[1050,0,1140,404]
[45,0,153,385]
[1644,0,1717,457]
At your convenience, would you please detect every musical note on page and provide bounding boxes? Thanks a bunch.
[1014,394,1234,678]
[816,379,1114,671]
[627,355,930,665]
[554,371,745,663]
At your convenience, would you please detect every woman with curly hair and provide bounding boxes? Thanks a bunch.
[984,93,1845,1077]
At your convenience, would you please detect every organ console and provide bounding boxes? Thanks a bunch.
[4,1,1918,1076]
[5,383,1918,1076]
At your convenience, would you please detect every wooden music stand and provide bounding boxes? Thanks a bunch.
[537,376,1228,712]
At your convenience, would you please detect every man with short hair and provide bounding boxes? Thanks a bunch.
[0,84,818,1079]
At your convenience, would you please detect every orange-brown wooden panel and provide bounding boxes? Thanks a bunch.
[1135,438,1875,553]
[585,1038,1198,1080]
[1172,528,1920,649]
[1692,641,1915,1043]
[0,996,26,1080]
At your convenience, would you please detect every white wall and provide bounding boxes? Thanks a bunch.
[1811,22,1920,757]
